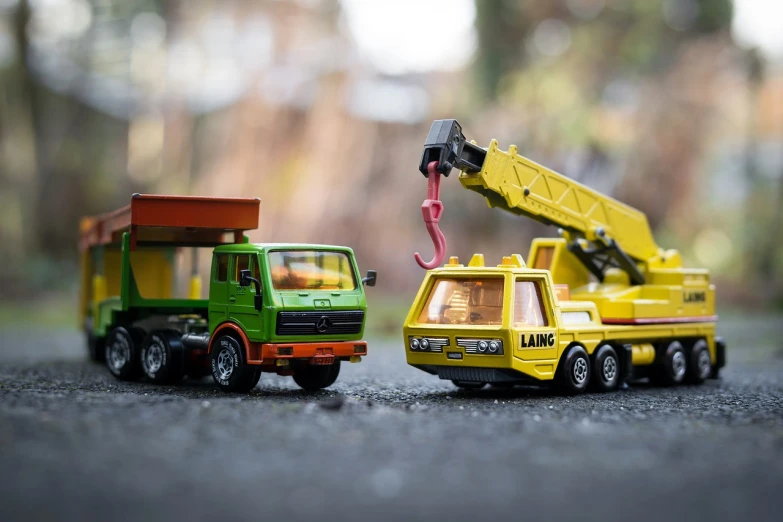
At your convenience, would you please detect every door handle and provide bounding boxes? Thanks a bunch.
[229,296,236,303]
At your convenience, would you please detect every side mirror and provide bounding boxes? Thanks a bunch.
[239,269,263,311]
[361,270,377,287]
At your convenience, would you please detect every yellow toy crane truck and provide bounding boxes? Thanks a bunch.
[404,119,725,393]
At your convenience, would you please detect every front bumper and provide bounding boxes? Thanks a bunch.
[404,330,558,382]
[247,341,367,365]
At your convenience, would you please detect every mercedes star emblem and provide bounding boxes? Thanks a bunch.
[316,316,331,333]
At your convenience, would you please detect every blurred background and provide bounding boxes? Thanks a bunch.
[0,0,781,333]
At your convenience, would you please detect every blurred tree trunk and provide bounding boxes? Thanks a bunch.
[13,1,80,261]
[11,1,130,270]
[474,0,534,101]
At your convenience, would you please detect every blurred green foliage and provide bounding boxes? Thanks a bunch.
[0,0,780,309]
[476,0,733,102]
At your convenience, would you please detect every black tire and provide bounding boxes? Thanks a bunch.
[452,380,486,390]
[140,330,186,384]
[591,344,620,392]
[557,345,590,394]
[105,326,145,381]
[87,331,105,363]
[710,337,726,379]
[249,367,262,390]
[687,339,712,384]
[651,340,687,386]
[210,334,258,393]
[293,362,341,391]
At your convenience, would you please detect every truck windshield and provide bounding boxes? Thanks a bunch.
[417,278,504,326]
[268,250,357,291]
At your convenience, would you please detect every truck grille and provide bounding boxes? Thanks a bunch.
[437,367,500,382]
[434,366,521,383]
[422,337,449,353]
[276,311,364,336]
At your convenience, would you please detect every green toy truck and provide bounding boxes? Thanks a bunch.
[79,194,376,393]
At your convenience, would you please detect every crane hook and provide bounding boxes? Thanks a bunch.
[414,161,447,269]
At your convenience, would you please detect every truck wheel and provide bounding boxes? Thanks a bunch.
[87,332,106,363]
[249,367,262,390]
[105,327,144,381]
[687,339,712,384]
[452,380,486,390]
[557,345,590,394]
[591,344,620,392]
[651,340,687,386]
[710,337,726,379]
[210,334,258,393]
[293,361,341,391]
[141,330,186,384]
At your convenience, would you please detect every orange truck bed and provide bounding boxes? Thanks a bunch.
[79,194,261,250]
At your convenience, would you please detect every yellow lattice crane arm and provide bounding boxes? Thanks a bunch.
[418,120,677,284]
[460,139,665,260]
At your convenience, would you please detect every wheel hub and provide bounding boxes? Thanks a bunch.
[573,358,588,384]
[145,343,163,374]
[603,356,617,382]
[697,350,711,378]
[216,348,234,380]
[672,351,686,380]
[108,338,129,371]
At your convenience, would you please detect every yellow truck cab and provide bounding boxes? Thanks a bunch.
[405,254,563,386]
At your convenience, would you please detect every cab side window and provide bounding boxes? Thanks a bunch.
[215,254,229,282]
[233,254,250,283]
[231,254,262,289]
[514,280,548,327]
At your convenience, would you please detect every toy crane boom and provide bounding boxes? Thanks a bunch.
[418,119,678,284]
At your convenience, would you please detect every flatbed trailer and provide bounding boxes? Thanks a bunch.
[80,194,375,393]
[79,194,259,346]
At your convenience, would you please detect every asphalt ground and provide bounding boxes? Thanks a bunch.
[0,314,782,522]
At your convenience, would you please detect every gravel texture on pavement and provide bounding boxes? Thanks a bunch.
[0,316,782,522]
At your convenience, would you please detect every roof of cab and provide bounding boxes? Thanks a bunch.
[428,265,550,277]
[214,243,355,254]
[425,253,549,276]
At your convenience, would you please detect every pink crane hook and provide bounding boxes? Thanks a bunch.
[414,161,447,269]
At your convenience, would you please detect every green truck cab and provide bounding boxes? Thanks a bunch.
[80,195,375,393]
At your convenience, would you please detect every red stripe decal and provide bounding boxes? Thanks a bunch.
[601,315,718,325]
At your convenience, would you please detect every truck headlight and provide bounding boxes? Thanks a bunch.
[457,338,504,355]
[408,336,448,352]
